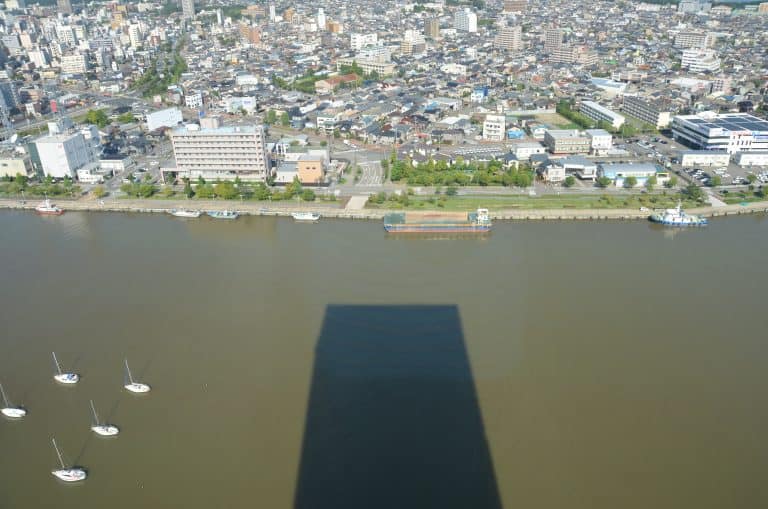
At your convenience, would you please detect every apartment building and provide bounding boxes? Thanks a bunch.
[350,33,378,51]
[544,130,591,154]
[495,26,522,51]
[170,124,270,182]
[483,115,506,141]
[425,18,440,39]
[454,8,477,33]
[622,96,672,129]
[59,54,87,74]
[579,101,625,130]
[681,49,720,73]
[674,31,711,49]
[503,0,527,13]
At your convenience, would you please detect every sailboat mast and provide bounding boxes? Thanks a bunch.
[89,400,100,426]
[0,383,9,407]
[52,352,62,375]
[124,359,134,384]
[51,438,66,469]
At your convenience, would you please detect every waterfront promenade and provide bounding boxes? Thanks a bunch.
[2,197,767,221]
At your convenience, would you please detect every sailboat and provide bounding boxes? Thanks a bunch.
[0,382,27,419]
[89,400,119,436]
[52,352,79,384]
[51,438,87,482]
[123,359,150,393]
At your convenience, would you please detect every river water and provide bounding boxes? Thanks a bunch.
[1,211,767,509]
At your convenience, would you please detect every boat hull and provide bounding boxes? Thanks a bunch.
[36,209,65,216]
[207,211,238,219]
[1,407,26,418]
[54,373,79,384]
[52,469,87,482]
[384,224,491,233]
[91,425,119,436]
[125,383,151,393]
[649,216,708,226]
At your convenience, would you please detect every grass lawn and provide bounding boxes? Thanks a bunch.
[367,193,702,211]
[533,113,578,129]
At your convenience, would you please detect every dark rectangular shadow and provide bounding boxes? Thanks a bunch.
[294,305,501,509]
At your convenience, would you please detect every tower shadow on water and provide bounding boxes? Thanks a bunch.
[294,305,501,509]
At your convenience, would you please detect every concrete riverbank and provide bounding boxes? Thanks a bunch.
[1,197,767,221]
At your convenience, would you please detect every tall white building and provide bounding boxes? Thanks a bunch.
[495,25,522,51]
[681,49,720,73]
[350,33,378,51]
[170,125,270,182]
[483,115,505,141]
[32,132,95,179]
[181,0,195,19]
[59,53,87,74]
[454,8,478,33]
[317,8,326,31]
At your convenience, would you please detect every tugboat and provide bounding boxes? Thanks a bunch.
[649,202,708,226]
[35,198,64,216]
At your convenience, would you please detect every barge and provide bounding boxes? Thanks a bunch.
[384,208,491,233]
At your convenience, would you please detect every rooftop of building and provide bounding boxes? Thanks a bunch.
[675,112,768,133]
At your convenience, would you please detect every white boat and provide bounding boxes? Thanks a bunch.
[35,198,64,216]
[207,210,239,219]
[170,209,201,218]
[124,359,151,393]
[51,438,87,482]
[89,400,119,436]
[291,212,321,222]
[52,352,79,385]
[0,382,26,419]
[649,202,708,227]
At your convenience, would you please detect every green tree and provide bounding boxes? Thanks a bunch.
[285,176,302,198]
[14,173,28,190]
[664,175,678,189]
[747,173,758,184]
[138,183,156,198]
[197,176,206,187]
[563,175,576,188]
[645,175,657,191]
[301,189,316,201]
[709,175,722,187]
[623,176,638,188]
[85,109,109,127]
[117,112,136,123]
[265,110,277,125]
[682,183,705,202]
[92,185,107,198]
[280,112,290,127]
[196,183,215,199]
[214,181,238,199]
[596,176,612,188]
[161,185,175,198]
[254,183,271,200]
[183,178,194,198]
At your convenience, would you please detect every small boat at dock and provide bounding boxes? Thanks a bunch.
[292,212,321,222]
[207,210,239,219]
[35,199,64,216]
[649,202,707,227]
[170,209,201,218]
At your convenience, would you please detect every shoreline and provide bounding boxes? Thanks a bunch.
[1,197,767,222]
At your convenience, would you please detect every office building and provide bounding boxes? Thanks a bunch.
[598,163,665,187]
[544,130,591,154]
[681,49,720,73]
[31,132,95,179]
[622,96,671,129]
[579,101,625,130]
[181,0,195,19]
[170,125,270,182]
[146,107,184,132]
[317,8,326,31]
[586,129,613,155]
[59,54,87,74]
[454,8,477,33]
[674,31,712,49]
[57,0,72,14]
[425,18,440,39]
[672,112,768,154]
[503,0,527,13]
[350,33,378,51]
[495,26,522,51]
[483,115,505,141]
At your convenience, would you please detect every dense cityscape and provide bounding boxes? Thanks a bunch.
[0,0,767,213]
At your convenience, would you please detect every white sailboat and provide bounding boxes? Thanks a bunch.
[123,359,150,393]
[0,382,26,419]
[51,438,87,482]
[89,400,119,436]
[52,352,79,385]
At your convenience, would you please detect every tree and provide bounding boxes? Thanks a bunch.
[709,175,722,187]
[623,176,638,188]
[563,175,576,188]
[664,176,678,189]
[682,183,704,202]
[265,110,277,125]
[196,183,215,199]
[596,176,612,188]
[117,112,136,123]
[92,185,107,198]
[285,176,302,198]
[183,178,194,198]
[62,175,73,188]
[280,112,290,127]
[645,175,657,192]
[197,176,206,187]
[747,173,758,184]
[85,109,109,127]
[161,185,175,198]
[213,181,238,199]
[301,189,316,201]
